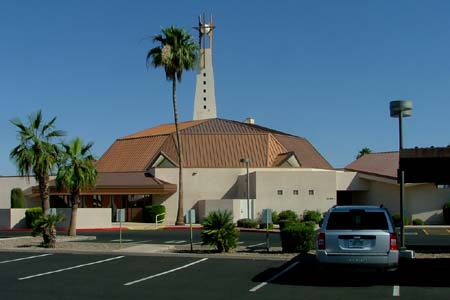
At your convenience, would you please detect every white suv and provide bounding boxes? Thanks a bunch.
[316,205,399,270]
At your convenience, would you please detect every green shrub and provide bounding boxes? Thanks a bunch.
[280,222,315,254]
[302,210,322,224]
[201,210,239,253]
[32,214,64,248]
[143,205,166,223]
[412,218,425,226]
[25,207,43,228]
[237,218,258,228]
[443,202,450,225]
[10,188,26,208]
[392,213,411,227]
[259,223,274,229]
[271,211,279,224]
[278,210,299,222]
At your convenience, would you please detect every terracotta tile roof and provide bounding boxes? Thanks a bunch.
[274,134,333,169]
[345,152,399,179]
[97,118,333,171]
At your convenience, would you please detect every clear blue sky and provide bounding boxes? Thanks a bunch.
[1,1,450,175]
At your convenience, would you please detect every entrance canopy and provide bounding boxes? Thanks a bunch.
[400,147,450,184]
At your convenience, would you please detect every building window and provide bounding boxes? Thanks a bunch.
[203,73,206,77]
[203,81,206,85]
[293,190,299,195]
[277,190,283,196]
[203,105,207,109]
[309,190,314,195]
[203,97,206,101]
[203,89,206,93]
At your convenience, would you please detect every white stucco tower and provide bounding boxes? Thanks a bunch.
[193,15,217,120]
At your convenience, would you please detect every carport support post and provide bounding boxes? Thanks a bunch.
[399,115,406,249]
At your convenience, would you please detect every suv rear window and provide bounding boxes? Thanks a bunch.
[326,210,389,230]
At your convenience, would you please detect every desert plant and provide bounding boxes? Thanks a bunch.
[302,210,322,224]
[392,213,411,227]
[259,223,274,229]
[10,188,26,208]
[25,207,43,228]
[237,218,258,228]
[201,210,239,253]
[412,218,425,226]
[278,210,299,230]
[443,202,450,225]
[143,205,166,223]
[271,210,279,224]
[280,222,315,254]
[31,213,64,248]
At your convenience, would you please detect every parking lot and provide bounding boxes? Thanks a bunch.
[1,250,449,300]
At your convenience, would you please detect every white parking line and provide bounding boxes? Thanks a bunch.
[249,261,299,292]
[18,256,124,280]
[247,242,266,248]
[124,258,208,286]
[393,285,400,296]
[0,254,52,264]
[164,240,187,244]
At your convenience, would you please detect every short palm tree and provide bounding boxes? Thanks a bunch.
[357,147,372,159]
[147,26,198,225]
[201,210,239,253]
[10,110,65,216]
[32,213,64,248]
[56,137,97,236]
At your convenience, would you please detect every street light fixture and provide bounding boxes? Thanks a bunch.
[240,158,251,219]
[390,100,413,250]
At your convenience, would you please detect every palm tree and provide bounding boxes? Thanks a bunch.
[56,138,97,236]
[147,26,198,225]
[10,110,65,216]
[357,147,372,159]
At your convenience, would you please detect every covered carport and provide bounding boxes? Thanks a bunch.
[401,147,450,185]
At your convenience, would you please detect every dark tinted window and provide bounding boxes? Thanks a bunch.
[326,210,389,230]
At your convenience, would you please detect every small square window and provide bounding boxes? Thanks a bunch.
[203,105,207,109]
[203,81,206,85]
[203,89,206,93]
[293,190,299,195]
[308,190,314,195]
[203,73,206,77]
[203,97,207,101]
[277,190,283,196]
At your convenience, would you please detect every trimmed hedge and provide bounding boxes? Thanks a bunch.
[143,205,166,223]
[302,210,322,224]
[10,188,26,208]
[278,210,299,222]
[412,218,425,226]
[392,213,411,227]
[237,218,258,228]
[443,202,450,225]
[280,221,315,254]
[259,223,274,229]
[25,207,43,228]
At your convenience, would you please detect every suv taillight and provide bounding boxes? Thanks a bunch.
[317,233,326,250]
[390,233,398,250]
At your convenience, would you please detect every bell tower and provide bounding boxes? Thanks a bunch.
[193,14,217,120]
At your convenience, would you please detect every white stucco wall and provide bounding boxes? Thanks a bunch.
[335,170,369,191]
[254,169,337,219]
[0,176,38,208]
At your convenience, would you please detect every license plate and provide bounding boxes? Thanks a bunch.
[349,239,364,248]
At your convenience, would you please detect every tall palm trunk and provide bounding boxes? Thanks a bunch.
[39,174,50,217]
[68,192,80,236]
[172,79,185,225]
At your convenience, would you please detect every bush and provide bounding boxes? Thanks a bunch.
[280,222,315,254]
[143,205,166,223]
[32,214,64,248]
[392,213,411,227]
[443,202,450,225]
[278,210,299,222]
[302,210,322,224]
[412,218,425,226]
[259,223,274,229]
[271,211,279,224]
[201,210,239,253]
[25,207,43,228]
[10,188,26,208]
[237,218,258,228]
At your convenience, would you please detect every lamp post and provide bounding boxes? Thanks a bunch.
[390,100,413,249]
[240,158,251,219]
